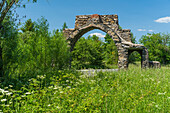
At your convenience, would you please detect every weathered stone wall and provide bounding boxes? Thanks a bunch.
[149,61,161,68]
[75,14,118,29]
[63,14,160,69]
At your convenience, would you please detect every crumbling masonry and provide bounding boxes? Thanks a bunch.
[63,14,160,69]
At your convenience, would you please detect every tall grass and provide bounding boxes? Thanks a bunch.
[0,65,169,112]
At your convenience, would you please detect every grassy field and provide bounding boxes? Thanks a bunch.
[0,64,169,112]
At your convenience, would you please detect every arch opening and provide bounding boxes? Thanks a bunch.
[128,50,142,69]
[71,29,118,69]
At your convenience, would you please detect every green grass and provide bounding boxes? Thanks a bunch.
[0,65,169,112]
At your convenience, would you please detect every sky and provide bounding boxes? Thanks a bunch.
[16,0,170,42]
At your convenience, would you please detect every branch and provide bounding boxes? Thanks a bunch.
[0,0,16,23]
[0,0,6,12]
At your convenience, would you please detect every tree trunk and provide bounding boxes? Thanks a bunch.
[0,42,3,77]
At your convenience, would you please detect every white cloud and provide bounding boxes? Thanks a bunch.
[154,17,170,23]
[148,30,154,32]
[137,29,146,31]
[89,33,105,38]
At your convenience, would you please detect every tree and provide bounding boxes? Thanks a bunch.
[139,33,170,64]
[4,17,70,78]
[61,22,68,31]
[0,0,37,77]
[72,35,104,69]
[21,19,35,32]
[103,34,118,67]
[0,0,37,29]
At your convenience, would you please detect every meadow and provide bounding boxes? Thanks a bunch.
[0,64,169,112]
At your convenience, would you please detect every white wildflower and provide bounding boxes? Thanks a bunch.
[53,87,58,90]
[1,99,7,102]
[67,86,71,89]
[48,86,53,89]
[6,92,12,96]
[158,92,166,95]
[4,91,9,93]
[66,80,69,82]
[48,104,51,106]
[21,95,26,97]
[57,106,60,109]
[25,92,31,95]
[9,85,13,88]
[37,75,46,79]
[60,91,63,94]
[0,88,4,93]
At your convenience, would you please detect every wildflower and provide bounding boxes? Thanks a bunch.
[66,80,69,82]
[48,86,53,89]
[5,105,9,107]
[1,99,7,102]
[37,75,46,79]
[0,88,4,93]
[25,92,31,95]
[158,92,166,95]
[60,91,63,94]
[6,92,12,96]
[4,91,9,93]
[53,87,58,90]
[67,86,71,89]
[21,95,26,97]
[56,106,60,109]
[155,105,159,108]
[9,85,13,88]
[48,104,51,106]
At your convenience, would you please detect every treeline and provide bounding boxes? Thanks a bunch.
[0,16,170,79]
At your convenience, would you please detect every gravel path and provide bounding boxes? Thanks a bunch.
[77,69,118,76]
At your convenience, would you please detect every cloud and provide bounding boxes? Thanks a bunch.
[89,33,105,38]
[148,30,154,32]
[154,17,170,23]
[137,29,146,31]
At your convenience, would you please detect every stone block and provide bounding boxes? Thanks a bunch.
[149,61,161,68]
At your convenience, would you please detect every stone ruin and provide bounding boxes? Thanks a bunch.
[63,14,160,69]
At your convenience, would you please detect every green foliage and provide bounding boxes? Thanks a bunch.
[21,19,35,32]
[72,35,104,69]
[140,33,170,64]
[103,34,118,66]
[0,65,169,112]
[2,17,70,79]
[128,51,141,64]
[72,34,119,69]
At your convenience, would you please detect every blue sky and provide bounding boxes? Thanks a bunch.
[17,0,170,42]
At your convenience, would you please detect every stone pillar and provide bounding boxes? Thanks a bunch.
[141,48,149,68]
[118,47,128,69]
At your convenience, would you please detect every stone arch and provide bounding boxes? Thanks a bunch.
[63,14,149,69]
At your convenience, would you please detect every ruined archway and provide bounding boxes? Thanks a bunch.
[63,14,149,69]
